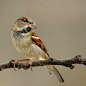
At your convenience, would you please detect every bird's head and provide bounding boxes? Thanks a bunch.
[12,17,36,37]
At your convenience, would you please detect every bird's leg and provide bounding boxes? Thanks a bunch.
[12,59,30,71]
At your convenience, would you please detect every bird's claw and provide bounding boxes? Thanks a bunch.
[29,61,33,71]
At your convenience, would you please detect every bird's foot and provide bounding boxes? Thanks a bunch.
[12,59,30,71]
[12,60,19,71]
[29,60,33,71]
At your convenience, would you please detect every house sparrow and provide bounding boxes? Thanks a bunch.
[11,17,64,82]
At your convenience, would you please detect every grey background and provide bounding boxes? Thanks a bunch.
[0,0,86,86]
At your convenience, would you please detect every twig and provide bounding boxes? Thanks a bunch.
[0,55,86,71]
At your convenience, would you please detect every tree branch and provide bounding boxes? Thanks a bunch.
[0,55,86,71]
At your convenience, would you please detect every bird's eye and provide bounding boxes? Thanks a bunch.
[23,19,29,23]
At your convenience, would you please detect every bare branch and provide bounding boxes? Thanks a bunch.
[0,55,86,71]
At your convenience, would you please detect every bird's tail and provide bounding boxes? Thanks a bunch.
[47,65,64,82]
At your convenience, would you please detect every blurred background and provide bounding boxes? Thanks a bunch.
[0,0,86,86]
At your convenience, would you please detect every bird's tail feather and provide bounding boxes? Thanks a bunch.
[47,65,64,82]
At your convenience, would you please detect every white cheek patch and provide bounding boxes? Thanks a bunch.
[24,25,29,28]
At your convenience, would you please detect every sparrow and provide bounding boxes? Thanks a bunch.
[11,17,64,82]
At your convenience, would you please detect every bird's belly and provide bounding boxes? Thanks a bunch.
[17,44,49,60]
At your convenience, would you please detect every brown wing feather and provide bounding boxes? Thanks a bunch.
[31,32,49,56]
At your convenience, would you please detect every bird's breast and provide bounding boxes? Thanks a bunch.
[12,37,49,60]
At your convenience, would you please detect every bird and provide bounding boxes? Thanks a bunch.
[11,17,64,82]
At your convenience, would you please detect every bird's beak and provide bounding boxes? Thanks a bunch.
[28,23,36,29]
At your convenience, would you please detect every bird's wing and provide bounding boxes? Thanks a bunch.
[31,31,49,56]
